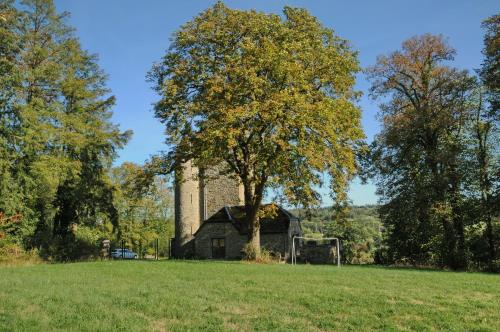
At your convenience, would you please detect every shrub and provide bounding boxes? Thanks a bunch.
[0,240,41,266]
[242,244,281,264]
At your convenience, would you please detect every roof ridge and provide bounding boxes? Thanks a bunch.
[276,204,297,220]
[223,205,234,222]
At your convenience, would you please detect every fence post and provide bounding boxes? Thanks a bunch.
[121,239,125,259]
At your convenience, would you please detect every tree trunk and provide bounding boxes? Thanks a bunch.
[452,216,466,270]
[481,155,496,270]
[449,162,467,270]
[475,101,496,271]
[247,213,261,259]
[485,212,496,270]
[242,176,265,260]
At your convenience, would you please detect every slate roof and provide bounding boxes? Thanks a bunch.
[194,204,299,236]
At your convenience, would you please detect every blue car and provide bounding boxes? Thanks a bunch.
[111,248,138,259]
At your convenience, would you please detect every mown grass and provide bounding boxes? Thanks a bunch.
[0,261,498,331]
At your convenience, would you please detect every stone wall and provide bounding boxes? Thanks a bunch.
[194,223,247,259]
[261,233,288,258]
[301,243,338,264]
[195,223,291,259]
[202,166,244,220]
[174,162,244,258]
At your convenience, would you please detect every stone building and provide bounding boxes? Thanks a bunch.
[173,161,302,259]
[194,205,301,259]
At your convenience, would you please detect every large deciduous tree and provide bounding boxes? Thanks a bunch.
[110,163,174,258]
[149,3,364,258]
[477,14,499,270]
[367,35,477,269]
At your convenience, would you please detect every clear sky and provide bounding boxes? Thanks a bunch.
[54,0,498,206]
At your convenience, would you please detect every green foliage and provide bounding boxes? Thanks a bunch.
[0,242,41,266]
[366,34,499,271]
[480,14,500,115]
[0,0,130,260]
[149,2,364,257]
[292,205,382,264]
[241,242,281,262]
[110,163,174,257]
[477,14,500,271]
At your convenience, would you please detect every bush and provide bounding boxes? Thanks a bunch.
[41,224,111,261]
[242,244,281,264]
[0,241,41,266]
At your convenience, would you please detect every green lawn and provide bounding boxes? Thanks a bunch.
[0,261,498,331]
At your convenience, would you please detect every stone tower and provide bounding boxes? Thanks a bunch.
[173,161,244,257]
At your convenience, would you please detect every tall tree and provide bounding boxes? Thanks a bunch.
[149,3,364,258]
[110,163,174,257]
[477,14,499,270]
[0,0,38,246]
[468,86,499,271]
[367,35,476,269]
[0,0,130,259]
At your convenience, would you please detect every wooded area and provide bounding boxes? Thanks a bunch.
[0,1,498,271]
[0,0,173,262]
[365,30,499,271]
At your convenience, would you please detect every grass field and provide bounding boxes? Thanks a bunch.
[0,261,499,331]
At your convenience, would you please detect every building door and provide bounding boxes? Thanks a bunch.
[211,238,225,259]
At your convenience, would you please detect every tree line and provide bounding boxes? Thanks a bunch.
[1,1,498,270]
[0,0,173,261]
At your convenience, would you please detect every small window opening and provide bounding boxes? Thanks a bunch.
[211,238,225,259]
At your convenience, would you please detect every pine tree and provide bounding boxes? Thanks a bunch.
[0,0,130,258]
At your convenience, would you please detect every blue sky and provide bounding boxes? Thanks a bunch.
[54,0,497,205]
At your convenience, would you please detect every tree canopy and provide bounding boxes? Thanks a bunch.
[0,0,131,259]
[480,14,499,116]
[110,163,174,258]
[367,33,499,270]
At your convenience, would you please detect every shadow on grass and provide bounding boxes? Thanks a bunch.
[348,263,499,275]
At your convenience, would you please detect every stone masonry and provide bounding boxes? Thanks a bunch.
[192,206,302,260]
[173,161,244,258]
